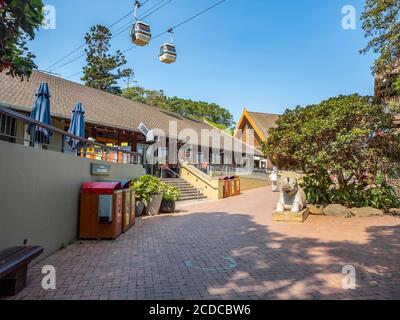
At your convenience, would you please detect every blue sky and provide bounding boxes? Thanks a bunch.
[31,0,375,122]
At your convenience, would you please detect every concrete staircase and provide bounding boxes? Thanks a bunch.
[161,178,207,201]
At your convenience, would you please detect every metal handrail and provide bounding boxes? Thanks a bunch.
[161,166,205,201]
[0,106,143,165]
[161,166,183,192]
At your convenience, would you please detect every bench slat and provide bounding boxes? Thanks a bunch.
[0,246,43,279]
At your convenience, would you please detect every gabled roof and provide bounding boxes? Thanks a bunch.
[235,108,280,141]
[0,71,263,156]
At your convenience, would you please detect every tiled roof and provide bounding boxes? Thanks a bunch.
[0,71,262,155]
[246,111,280,139]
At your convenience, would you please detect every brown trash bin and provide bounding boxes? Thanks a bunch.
[220,177,231,198]
[231,176,241,196]
[129,188,136,228]
[80,182,123,240]
[121,189,131,233]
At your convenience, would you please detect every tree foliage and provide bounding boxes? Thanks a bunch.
[264,94,400,186]
[0,0,44,79]
[264,94,400,209]
[361,0,400,76]
[82,25,133,94]
[122,86,234,129]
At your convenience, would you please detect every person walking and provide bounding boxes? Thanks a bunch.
[270,167,279,192]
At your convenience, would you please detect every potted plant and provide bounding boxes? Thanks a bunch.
[134,175,164,216]
[160,184,181,214]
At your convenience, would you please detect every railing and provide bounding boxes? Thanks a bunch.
[161,166,205,201]
[0,106,143,165]
[206,164,254,177]
[161,166,183,192]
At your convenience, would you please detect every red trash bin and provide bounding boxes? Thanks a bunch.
[220,177,231,198]
[80,182,123,240]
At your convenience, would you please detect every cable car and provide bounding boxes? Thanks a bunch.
[131,21,151,46]
[159,43,177,64]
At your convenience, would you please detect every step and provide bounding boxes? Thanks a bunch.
[161,179,207,200]
[181,191,203,197]
[178,196,208,201]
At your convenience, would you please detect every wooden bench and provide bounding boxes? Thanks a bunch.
[0,246,43,296]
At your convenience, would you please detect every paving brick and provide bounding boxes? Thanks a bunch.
[5,187,400,300]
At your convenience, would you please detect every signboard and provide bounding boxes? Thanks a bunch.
[91,163,111,176]
[138,122,155,142]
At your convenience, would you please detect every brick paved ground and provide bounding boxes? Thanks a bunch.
[6,187,400,300]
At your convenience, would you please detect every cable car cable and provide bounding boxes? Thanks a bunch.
[66,0,226,77]
[45,0,153,71]
[123,0,227,54]
[51,0,172,72]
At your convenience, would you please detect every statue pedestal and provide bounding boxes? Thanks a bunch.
[273,208,310,223]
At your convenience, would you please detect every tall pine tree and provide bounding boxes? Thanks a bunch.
[82,25,133,94]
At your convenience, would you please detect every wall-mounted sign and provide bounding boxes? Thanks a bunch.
[91,163,111,176]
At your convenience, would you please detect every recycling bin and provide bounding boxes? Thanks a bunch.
[230,176,241,196]
[121,189,131,233]
[220,176,231,198]
[129,187,136,228]
[104,180,135,233]
[79,182,123,240]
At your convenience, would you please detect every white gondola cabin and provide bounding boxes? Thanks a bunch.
[159,43,177,64]
[131,21,151,46]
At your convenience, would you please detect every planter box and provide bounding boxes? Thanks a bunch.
[273,208,310,223]
[160,200,176,214]
[146,193,163,216]
[135,202,145,217]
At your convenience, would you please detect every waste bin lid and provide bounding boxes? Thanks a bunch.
[219,176,229,180]
[82,182,122,194]
[100,179,132,189]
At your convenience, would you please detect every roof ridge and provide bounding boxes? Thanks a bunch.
[247,110,281,116]
[32,70,198,118]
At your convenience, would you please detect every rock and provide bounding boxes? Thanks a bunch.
[389,208,400,216]
[350,207,384,218]
[323,204,352,218]
[309,204,325,215]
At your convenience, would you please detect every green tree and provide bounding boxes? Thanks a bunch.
[361,0,400,76]
[264,95,400,188]
[121,86,234,129]
[0,0,44,79]
[82,25,133,94]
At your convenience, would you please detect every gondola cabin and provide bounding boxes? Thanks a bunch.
[159,43,177,64]
[131,21,151,46]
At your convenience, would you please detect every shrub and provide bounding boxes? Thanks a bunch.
[301,170,331,205]
[302,172,400,210]
[134,175,163,206]
[162,184,181,202]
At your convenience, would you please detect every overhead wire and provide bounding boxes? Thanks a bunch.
[46,0,153,71]
[65,0,227,79]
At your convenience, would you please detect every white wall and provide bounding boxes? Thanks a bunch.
[0,140,145,260]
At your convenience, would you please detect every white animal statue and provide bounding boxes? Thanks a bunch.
[275,176,307,213]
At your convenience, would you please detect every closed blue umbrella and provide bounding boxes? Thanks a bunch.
[27,82,52,144]
[67,102,85,149]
